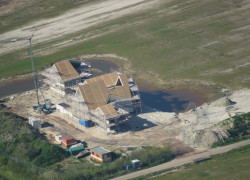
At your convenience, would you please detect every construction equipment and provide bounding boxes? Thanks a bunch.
[0,29,52,114]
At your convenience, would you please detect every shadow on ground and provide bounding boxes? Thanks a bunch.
[125,115,157,132]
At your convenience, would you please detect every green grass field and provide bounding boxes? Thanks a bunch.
[150,144,250,180]
[0,0,100,34]
[0,0,250,95]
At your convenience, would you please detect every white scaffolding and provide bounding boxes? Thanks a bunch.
[64,75,142,132]
[41,60,142,132]
[41,63,91,96]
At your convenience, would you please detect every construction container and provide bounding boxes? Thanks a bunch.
[90,146,112,163]
[79,119,92,127]
[62,136,76,147]
[45,99,51,109]
[28,116,33,125]
[32,120,41,129]
[28,116,41,129]
[68,144,85,155]
[55,134,63,143]
[131,159,140,169]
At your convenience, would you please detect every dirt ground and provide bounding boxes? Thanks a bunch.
[6,85,250,151]
[0,0,163,55]
[5,86,191,154]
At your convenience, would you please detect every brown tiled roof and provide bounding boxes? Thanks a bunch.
[97,104,117,117]
[85,72,118,87]
[86,72,131,98]
[110,74,131,98]
[78,80,109,110]
[54,60,79,81]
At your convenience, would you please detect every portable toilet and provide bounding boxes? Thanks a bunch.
[28,116,33,125]
[131,159,140,169]
[125,164,131,170]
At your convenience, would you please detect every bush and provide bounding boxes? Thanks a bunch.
[130,145,174,167]
[212,112,250,148]
[0,155,8,165]
[32,140,69,167]
[0,109,68,167]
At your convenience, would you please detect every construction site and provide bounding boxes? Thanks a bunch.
[4,55,250,151]
[1,0,250,156]
[1,0,250,179]
[40,59,142,133]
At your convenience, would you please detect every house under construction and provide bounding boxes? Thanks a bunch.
[42,60,91,95]
[69,71,141,131]
[42,60,141,132]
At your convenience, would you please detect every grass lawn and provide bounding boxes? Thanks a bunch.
[150,144,250,180]
[0,0,101,34]
[0,0,250,96]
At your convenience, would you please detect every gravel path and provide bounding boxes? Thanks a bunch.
[0,0,162,55]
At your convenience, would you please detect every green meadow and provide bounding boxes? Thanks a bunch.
[1,0,250,94]
[150,144,250,180]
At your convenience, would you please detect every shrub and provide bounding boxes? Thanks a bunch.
[212,112,250,148]
[0,109,69,168]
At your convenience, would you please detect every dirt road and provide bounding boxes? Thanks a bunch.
[0,0,162,55]
[111,139,250,180]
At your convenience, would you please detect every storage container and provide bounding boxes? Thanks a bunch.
[68,145,84,155]
[62,136,76,147]
[131,159,140,169]
[55,134,62,143]
[79,119,92,127]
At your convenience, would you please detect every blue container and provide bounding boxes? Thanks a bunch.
[125,164,131,170]
[79,119,92,127]
[88,120,93,127]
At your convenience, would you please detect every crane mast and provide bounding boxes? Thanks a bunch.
[0,29,51,113]
[28,34,40,107]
